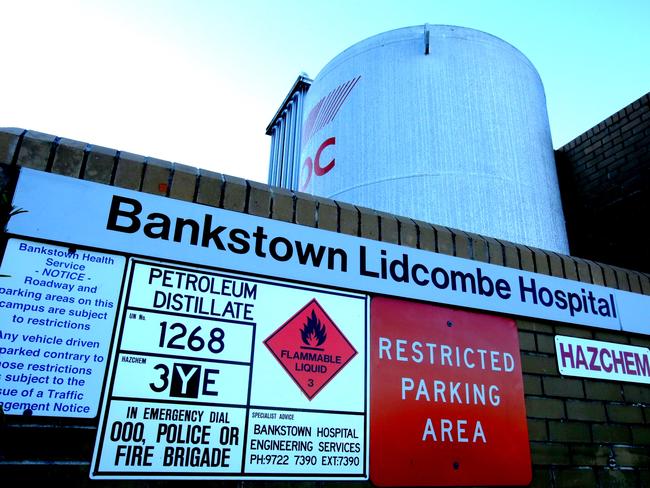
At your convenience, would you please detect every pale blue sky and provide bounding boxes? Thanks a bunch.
[1,0,648,182]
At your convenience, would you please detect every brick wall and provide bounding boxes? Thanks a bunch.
[556,92,650,273]
[1,127,650,487]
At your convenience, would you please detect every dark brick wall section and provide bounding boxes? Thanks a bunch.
[556,92,650,273]
[0,128,25,166]
[51,137,86,177]
[1,126,650,487]
[113,151,146,190]
[520,319,650,486]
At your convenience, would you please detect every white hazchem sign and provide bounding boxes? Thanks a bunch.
[90,259,368,479]
[555,335,650,384]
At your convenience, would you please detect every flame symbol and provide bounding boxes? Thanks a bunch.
[301,310,327,347]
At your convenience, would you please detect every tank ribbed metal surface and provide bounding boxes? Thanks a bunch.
[267,75,311,190]
[299,25,569,253]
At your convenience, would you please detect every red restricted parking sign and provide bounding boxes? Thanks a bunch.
[370,297,531,486]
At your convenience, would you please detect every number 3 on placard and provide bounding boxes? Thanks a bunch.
[149,364,169,392]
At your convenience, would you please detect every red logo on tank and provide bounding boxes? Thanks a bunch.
[264,299,357,400]
[299,75,361,190]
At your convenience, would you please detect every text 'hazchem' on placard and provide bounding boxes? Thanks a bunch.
[555,335,650,384]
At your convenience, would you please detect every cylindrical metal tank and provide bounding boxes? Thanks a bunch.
[299,25,569,253]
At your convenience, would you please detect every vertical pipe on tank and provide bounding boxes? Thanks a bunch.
[286,98,297,191]
[268,124,278,186]
[280,109,292,188]
[271,124,280,186]
[275,117,286,187]
[284,102,294,190]
[293,90,305,191]
[293,92,302,190]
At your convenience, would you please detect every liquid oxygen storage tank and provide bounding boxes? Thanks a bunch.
[296,25,569,253]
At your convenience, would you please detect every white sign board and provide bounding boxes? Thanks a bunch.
[555,335,650,384]
[90,258,368,479]
[8,168,650,334]
[0,238,124,417]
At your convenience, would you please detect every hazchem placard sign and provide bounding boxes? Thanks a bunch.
[0,238,124,417]
[90,258,368,479]
[370,297,530,486]
[556,335,650,384]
